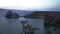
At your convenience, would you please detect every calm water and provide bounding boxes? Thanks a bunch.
[0,17,60,34]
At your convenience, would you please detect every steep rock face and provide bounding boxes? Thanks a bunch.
[5,10,20,18]
[12,13,20,18]
[44,13,60,27]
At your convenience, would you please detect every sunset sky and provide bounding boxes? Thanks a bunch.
[0,0,60,11]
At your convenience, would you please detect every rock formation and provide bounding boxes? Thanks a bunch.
[5,10,20,18]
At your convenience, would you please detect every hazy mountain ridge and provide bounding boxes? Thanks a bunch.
[0,9,33,17]
[24,11,60,18]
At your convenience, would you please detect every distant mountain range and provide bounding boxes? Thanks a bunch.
[0,8,60,17]
[0,9,33,17]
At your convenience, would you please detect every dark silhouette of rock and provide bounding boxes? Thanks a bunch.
[5,10,20,18]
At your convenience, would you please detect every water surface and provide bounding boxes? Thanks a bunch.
[0,17,60,34]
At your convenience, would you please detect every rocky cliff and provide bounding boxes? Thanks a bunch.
[5,10,20,18]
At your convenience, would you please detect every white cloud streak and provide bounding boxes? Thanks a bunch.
[0,0,59,10]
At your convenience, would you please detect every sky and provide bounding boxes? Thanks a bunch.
[0,0,60,11]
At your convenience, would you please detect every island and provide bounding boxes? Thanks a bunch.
[5,10,20,18]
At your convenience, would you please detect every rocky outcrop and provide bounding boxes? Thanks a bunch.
[5,10,20,18]
[44,14,60,28]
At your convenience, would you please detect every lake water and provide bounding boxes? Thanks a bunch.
[0,17,60,34]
